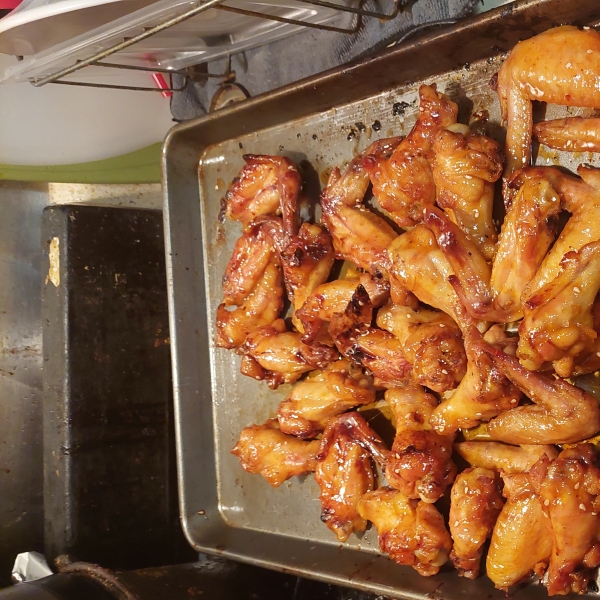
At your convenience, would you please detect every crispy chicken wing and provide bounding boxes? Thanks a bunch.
[329,286,412,388]
[432,127,502,260]
[480,341,600,444]
[490,172,561,322]
[231,419,320,487]
[357,488,452,576]
[384,386,456,503]
[430,327,521,435]
[366,84,458,228]
[315,415,376,542]
[449,467,504,579]
[497,25,600,180]
[240,319,338,389]
[530,445,600,596]
[486,472,553,591]
[455,441,558,474]
[277,359,375,439]
[534,117,600,152]
[321,138,401,276]
[386,224,473,329]
[225,155,301,229]
[296,274,389,345]
[376,300,466,392]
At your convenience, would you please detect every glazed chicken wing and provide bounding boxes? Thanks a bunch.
[386,224,473,329]
[449,467,504,579]
[225,154,301,229]
[240,319,338,389]
[486,472,553,591]
[430,327,521,435]
[376,300,466,392]
[231,419,320,487]
[517,166,600,376]
[296,273,389,345]
[530,445,600,596]
[315,415,376,542]
[432,127,502,260]
[480,340,600,445]
[534,117,600,152]
[384,386,456,503]
[490,171,561,322]
[321,138,401,276]
[277,359,375,439]
[366,84,458,228]
[357,488,452,576]
[455,441,558,474]
[497,25,600,180]
[328,286,412,388]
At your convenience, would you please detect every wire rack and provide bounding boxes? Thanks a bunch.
[27,0,406,91]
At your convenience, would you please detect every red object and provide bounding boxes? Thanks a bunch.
[151,72,172,99]
[0,0,22,9]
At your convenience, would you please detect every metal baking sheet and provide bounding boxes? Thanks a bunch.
[163,1,600,597]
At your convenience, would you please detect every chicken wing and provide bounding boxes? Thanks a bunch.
[497,25,600,180]
[321,138,401,276]
[357,488,452,576]
[516,166,600,376]
[534,117,600,152]
[481,341,600,444]
[455,441,558,474]
[486,472,553,591]
[430,327,521,435]
[530,445,600,596]
[449,467,504,579]
[240,319,339,389]
[376,300,466,393]
[386,224,474,329]
[225,154,301,229]
[328,285,412,388]
[277,359,375,439]
[490,171,561,322]
[384,386,456,503]
[231,419,320,487]
[296,274,389,345]
[366,84,458,228]
[432,127,502,260]
[315,415,376,542]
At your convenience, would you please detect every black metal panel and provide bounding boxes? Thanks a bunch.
[42,205,195,569]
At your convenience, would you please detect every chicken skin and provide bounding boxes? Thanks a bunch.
[449,467,504,579]
[384,386,456,503]
[315,415,376,542]
[432,127,502,260]
[455,441,558,474]
[376,301,466,393]
[497,25,600,180]
[277,359,375,439]
[366,84,458,228]
[486,472,553,590]
[357,488,452,576]
[534,117,600,152]
[232,419,320,487]
[225,154,301,229]
[321,138,401,276]
[240,319,338,389]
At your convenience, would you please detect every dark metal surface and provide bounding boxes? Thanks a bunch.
[42,205,195,570]
[163,0,600,598]
[0,182,48,588]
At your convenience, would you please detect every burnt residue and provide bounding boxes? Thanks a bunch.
[392,101,410,116]
[372,120,382,132]
[355,122,366,133]
[347,127,358,141]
